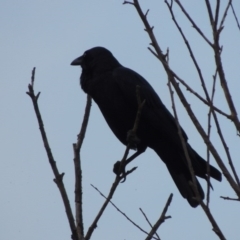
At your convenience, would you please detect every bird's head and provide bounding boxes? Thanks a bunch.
[71,46,120,73]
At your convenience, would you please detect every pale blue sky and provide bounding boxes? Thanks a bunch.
[1,1,240,240]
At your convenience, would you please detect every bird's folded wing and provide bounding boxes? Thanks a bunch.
[113,66,188,144]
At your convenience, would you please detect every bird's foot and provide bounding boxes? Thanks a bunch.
[113,161,127,182]
[113,161,137,183]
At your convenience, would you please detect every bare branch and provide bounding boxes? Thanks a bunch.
[200,202,227,240]
[76,95,92,149]
[210,0,240,135]
[126,0,240,199]
[26,68,78,240]
[168,2,240,189]
[147,48,231,120]
[139,208,161,240]
[220,196,240,201]
[168,67,226,240]
[206,71,217,207]
[205,0,214,27]
[173,0,213,47]
[132,85,146,133]
[85,177,121,240]
[219,0,232,30]
[91,184,159,240]
[145,194,173,240]
[167,77,202,205]
[123,1,134,5]
[214,0,220,31]
[211,109,240,187]
[73,95,92,239]
[166,0,223,127]
[231,2,240,31]
[85,85,145,240]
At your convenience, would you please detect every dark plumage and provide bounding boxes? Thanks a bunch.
[71,46,222,207]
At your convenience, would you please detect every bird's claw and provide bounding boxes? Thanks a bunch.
[113,161,127,182]
[113,161,138,183]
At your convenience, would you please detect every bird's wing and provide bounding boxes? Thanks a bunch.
[113,66,188,143]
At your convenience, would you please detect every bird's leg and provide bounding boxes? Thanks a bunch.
[114,85,146,182]
[126,129,140,150]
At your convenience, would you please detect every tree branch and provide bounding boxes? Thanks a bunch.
[145,194,173,240]
[85,86,145,240]
[125,0,240,199]
[73,94,92,239]
[91,184,159,240]
[26,68,78,240]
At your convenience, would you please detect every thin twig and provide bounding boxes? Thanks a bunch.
[176,0,240,187]
[124,1,238,238]
[220,196,240,201]
[166,0,226,131]
[173,0,213,48]
[26,68,78,240]
[200,201,226,240]
[123,1,134,5]
[211,1,240,134]
[206,70,217,207]
[133,85,146,133]
[85,86,145,240]
[126,0,240,199]
[91,185,159,240]
[205,1,240,186]
[139,208,161,240]
[145,194,173,240]
[205,0,214,27]
[219,0,232,30]
[214,0,220,32]
[230,3,240,31]
[117,85,145,181]
[85,162,137,240]
[85,177,121,240]
[211,106,240,187]
[148,47,231,120]
[167,78,201,204]
[73,94,92,239]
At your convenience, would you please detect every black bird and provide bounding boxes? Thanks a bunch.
[71,47,222,207]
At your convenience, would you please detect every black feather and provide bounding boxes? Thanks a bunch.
[71,47,222,207]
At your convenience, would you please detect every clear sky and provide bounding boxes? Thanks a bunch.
[1,1,240,240]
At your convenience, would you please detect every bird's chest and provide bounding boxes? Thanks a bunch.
[89,78,137,145]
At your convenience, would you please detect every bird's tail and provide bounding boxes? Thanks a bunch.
[155,144,221,207]
[166,165,204,207]
[189,145,222,182]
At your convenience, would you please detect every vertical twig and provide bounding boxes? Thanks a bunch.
[230,3,240,31]
[124,0,240,199]
[139,208,161,240]
[210,0,240,134]
[206,70,217,207]
[174,0,213,47]
[26,68,78,240]
[123,1,238,239]
[85,86,144,240]
[170,0,240,190]
[167,78,201,204]
[145,194,173,240]
[73,94,92,239]
[91,185,159,240]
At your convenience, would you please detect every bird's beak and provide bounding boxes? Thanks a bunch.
[71,55,83,66]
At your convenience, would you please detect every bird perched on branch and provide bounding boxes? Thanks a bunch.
[71,46,221,207]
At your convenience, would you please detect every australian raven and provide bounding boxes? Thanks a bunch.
[71,46,222,207]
